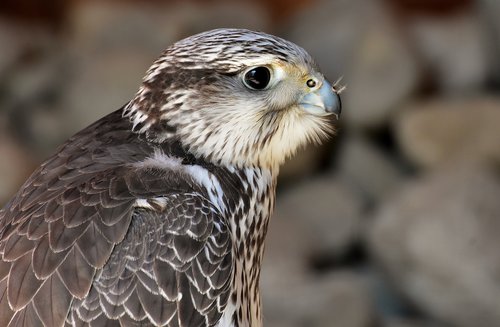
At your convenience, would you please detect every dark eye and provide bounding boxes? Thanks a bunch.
[243,67,271,90]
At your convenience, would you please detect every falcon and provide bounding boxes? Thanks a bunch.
[0,28,341,326]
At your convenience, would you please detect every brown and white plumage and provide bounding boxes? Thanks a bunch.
[0,29,341,326]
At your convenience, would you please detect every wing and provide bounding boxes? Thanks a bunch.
[0,110,233,326]
[70,194,232,327]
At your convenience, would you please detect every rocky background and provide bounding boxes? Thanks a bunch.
[1,0,500,326]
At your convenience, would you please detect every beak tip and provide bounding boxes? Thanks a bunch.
[326,92,342,117]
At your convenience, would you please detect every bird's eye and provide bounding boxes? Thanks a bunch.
[306,79,317,88]
[243,67,271,90]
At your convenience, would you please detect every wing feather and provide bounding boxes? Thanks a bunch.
[8,303,42,327]
[48,220,88,252]
[3,233,35,261]
[0,278,14,326]
[0,110,234,326]
[57,246,95,299]
[8,252,43,310]
[32,274,73,327]
[32,237,69,279]
[122,288,147,321]
[27,218,48,240]
[75,193,233,326]
[76,222,114,268]
[136,281,177,325]
[98,292,125,320]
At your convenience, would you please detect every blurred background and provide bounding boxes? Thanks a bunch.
[1,0,500,326]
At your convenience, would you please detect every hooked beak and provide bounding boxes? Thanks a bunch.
[299,80,342,119]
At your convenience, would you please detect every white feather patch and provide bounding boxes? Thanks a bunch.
[134,149,226,214]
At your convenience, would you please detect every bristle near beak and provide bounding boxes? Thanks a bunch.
[333,76,347,94]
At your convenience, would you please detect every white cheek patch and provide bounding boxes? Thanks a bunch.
[272,66,286,83]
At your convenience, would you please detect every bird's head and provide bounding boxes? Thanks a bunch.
[124,28,342,170]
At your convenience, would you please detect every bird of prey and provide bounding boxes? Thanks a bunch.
[0,28,341,327]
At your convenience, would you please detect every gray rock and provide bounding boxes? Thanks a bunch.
[279,144,331,184]
[0,133,34,205]
[0,21,23,77]
[0,22,67,158]
[60,52,151,132]
[261,176,368,326]
[284,0,367,81]
[64,1,177,131]
[343,11,418,129]
[395,97,500,169]
[263,271,376,327]
[173,2,269,38]
[336,134,407,205]
[67,1,180,56]
[383,318,445,327]
[23,104,75,157]
[310,273,376,327]
[368,163,500,327]
[69,1,268,56]
[0,21,55,78]
[407,12,489,94]
[268,176,364,261]
[0,19,61,94]
[478,0,500,83]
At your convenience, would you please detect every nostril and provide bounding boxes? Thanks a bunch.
[306,79,317,88]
